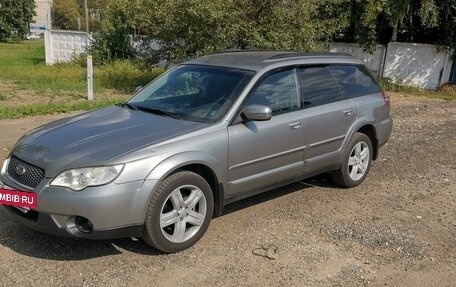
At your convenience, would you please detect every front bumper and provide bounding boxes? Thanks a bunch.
[1,205,144,239]
[0,173,159,239]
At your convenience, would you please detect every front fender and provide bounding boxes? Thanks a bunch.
[145,151,226,183]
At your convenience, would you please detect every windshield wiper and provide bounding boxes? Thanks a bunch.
[116,102,138,110]
[135,106,181,119]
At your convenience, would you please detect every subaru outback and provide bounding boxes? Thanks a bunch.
[0,51,392,253]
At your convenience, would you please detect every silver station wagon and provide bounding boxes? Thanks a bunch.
[0,51,392,253]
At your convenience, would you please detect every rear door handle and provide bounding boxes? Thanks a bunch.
[343,109,353,116]
[289,122,302,130]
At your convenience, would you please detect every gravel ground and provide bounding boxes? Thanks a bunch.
[0,94,455,286]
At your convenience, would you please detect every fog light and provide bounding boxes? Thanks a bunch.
[75,216,93,234]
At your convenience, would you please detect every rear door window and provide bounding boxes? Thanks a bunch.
[328,65,381,98]
[298,66,343,108]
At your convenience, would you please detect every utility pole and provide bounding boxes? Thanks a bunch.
[87,54,93,101]
[84,0,89,33]
[84,0,92,100]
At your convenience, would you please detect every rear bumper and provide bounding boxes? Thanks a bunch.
[377,115,393,148]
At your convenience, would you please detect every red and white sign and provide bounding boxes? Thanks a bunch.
[0,188,37,208]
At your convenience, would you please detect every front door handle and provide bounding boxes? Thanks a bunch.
[289,122,302,130]
[343,109,353,116]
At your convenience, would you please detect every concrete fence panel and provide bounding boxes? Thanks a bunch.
[330,43,386,79]
[383,42,453,90]
[44,30,89,65]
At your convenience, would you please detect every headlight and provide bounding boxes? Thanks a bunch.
[50,165,124,191]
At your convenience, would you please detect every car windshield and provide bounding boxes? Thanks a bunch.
[128,64,255,123]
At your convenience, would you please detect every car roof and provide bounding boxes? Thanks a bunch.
[185,50,362,72]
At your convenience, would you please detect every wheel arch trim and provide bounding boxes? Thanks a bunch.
[144,152,225,217]
[341,117,379,161]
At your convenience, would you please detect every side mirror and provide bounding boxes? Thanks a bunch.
[242,105,272,121]
[134,86,143,94]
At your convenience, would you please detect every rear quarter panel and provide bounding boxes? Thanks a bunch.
[350,92,392,149]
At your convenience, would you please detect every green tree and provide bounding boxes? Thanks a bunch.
[339,0,441,50]
[52,0,82,30]
[424,0,456,52]
[89,0,455,64]
[385,0,438,41]
[74,0,107,32]
[96,0,351,64]
[88,0,135,64]
[0,0,35,41]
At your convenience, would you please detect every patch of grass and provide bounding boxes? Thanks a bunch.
[97,61,164,92]
[0,41,164,119]
[0,97,125,119]
[380,78,456,101]
[0,42,85,93]
[0,41,162,94]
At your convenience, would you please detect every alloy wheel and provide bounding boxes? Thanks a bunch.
[160,185,207,243]
[347,141,370,181]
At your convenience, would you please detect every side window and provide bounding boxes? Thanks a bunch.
[328,65,381,98]
[299,66,343,107]
[245,69,299,115]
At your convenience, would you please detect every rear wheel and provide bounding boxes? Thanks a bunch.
[143,171,214,253]
[331,132,373,188]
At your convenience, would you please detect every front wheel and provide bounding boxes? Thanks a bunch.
[143,171,214,253]
[331,132,373,188]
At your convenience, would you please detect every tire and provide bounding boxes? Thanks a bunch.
[331,132,373,188]
[142,171,214,253]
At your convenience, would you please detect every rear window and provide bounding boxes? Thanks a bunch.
[299,66,343,108]
[328,65,381,98]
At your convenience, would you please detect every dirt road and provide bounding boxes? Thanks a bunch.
[0,95,455,286]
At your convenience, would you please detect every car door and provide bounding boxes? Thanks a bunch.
[226,68,306,196]
[299,65,357,172]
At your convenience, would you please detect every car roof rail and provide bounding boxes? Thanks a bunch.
[266,52,352,60]
[208,49,289,55]
[204,50,353,60]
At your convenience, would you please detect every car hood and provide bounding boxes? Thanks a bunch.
[11,106,208,177]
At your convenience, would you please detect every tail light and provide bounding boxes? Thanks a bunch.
[382,91,391,108]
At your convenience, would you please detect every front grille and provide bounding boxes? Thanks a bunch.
[7,155,45,189]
